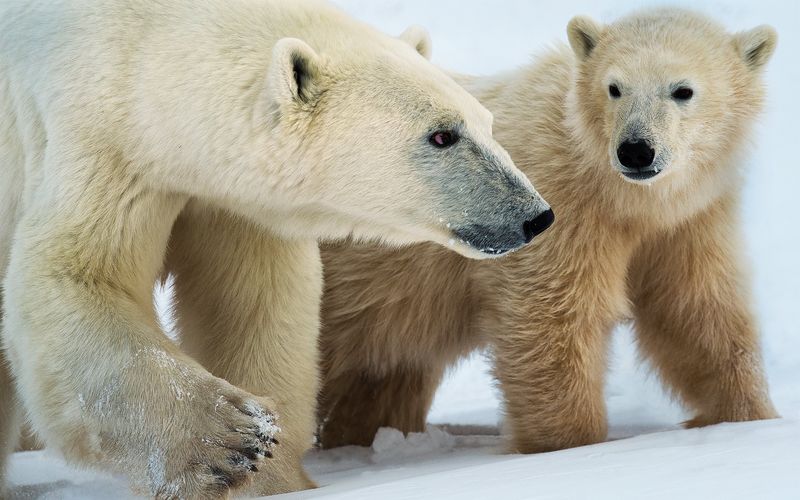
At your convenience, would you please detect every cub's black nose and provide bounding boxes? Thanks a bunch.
[523,208,555,243]
[617,140,655,170]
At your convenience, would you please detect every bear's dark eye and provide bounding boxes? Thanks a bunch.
[672,87,694,101]
[430,131,459,148]
[609,84,621,98]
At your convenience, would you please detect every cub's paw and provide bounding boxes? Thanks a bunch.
[684,406,780,429]
[684,415,714,429]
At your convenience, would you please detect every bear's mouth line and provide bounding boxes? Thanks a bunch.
[620,169,662,181]
[477,246,515,257]
[446,234,516,257]
[612,159,670,184]
[449,226,528,257]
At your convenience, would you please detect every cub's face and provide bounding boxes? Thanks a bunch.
[262,30,552,259]
[567,10,776,188]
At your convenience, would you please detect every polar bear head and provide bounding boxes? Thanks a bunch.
[566,9,776,190]
[257,27,552,259]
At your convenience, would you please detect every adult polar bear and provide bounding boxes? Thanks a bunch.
[0,0,553,497]
[319,9,779,451]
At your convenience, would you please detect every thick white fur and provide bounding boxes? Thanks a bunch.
[0,0,544,497]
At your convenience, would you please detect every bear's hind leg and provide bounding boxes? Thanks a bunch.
[0,347,23,495]
[629,197,778,426]
[0,131,24,491]
[167,202,319,495]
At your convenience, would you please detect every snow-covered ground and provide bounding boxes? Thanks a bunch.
[6,1,799,499]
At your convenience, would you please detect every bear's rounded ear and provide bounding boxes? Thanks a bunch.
[399,25,432,60]
[734,25,777,72]
[567,16,604,61]
[267,37,322,106]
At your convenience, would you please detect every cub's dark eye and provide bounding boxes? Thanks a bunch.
[672,87,694,101]
[609,84,621,98]
[429,131,459,148]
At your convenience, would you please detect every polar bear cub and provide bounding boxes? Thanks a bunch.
[317,8,778,453]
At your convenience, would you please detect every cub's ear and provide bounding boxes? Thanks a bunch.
[267,38,321,106]
[399,25,432,60]
[567,16,604,61]
[734,25,777,71]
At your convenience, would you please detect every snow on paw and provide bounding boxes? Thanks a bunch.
[146,385,281,499]
[213,391,280,447]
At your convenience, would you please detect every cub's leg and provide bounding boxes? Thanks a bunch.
[487,227,634,453]
[320,365,446,448]
[630,196,777,426]
[3,154,277,499]
[318,243,480,448]
[16,425,42,452]
[167,203,319,495]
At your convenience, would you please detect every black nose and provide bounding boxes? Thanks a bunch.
[523,208,555,243]
[617,140,655,170]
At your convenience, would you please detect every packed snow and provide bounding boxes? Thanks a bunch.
[5,1,799,499]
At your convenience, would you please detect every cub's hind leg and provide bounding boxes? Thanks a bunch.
[320,364,447,448]
[318,243,480,448]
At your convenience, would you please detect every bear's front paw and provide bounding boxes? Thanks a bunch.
[150,388,280,499]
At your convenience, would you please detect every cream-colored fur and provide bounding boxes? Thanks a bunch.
[319,9,779,451]
[0,0,549,497]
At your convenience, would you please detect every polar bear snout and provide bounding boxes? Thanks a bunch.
[617,139,655,170]
[458,161,553,256]
[454,204,554,256]
[616,139,661,181]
